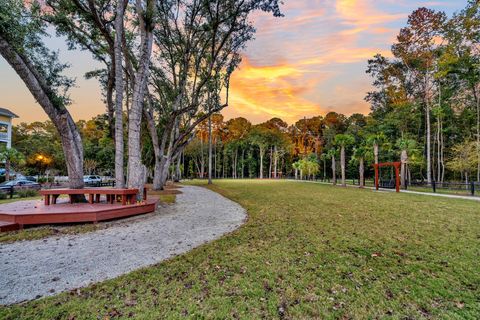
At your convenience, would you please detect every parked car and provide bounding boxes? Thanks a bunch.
[83,175,102,184]
[0,179,41,191]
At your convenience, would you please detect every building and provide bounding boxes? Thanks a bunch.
[0,108,18,148]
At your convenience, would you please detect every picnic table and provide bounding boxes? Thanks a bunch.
[39,188,145,206]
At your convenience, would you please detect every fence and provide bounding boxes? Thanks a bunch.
[406,181,480,196]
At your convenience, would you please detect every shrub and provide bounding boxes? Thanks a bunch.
[17,189,39,198]
[0,192,7,200]
[37,177,53,184]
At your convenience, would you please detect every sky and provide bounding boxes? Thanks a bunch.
[0,0,467,125]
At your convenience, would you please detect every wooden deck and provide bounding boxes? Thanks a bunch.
[0,196,159,231]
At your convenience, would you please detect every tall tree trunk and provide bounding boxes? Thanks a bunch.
[200,136,205,178]
[359,157,364,188]
[476,91,480,182]
[426,98,432,184]
[175,155,181,182]
[5,160,10,182]
[106,68,115,138]
[268,147,272,179]
[436,118,441,183]
[223,149,226,178]
[241,149,245,179]
[144,106,162,190]
[440,120,445,182]
[127,0,154,199]
[401,149,408,189]
[331,155,336,185]
[323,159,326,181]
[259,147,264,179]
[208,114,212,184]
[273,145,278,179]
[0,35,84,190]
[214,139,217,179]
[114,0,126,188]
[374,144,379,165]
[340,146,346,186]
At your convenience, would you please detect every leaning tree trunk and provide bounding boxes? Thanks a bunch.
[401,149,408,189]
[340,146,346,187]
[144,105,162,189]
[331,155,336,185]
[359,157,364,188]
[0,35,84,190]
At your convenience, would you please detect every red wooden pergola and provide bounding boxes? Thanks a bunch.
[373,162,401,193]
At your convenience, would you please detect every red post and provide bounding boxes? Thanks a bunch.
[374,164,379,190]
[395,164,400,193]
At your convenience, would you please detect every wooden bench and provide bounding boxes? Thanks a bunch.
[39,188,146,206]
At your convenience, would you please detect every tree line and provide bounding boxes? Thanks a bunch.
[185,1,480,186]
[3,1,480,189]
[0,0,282,197]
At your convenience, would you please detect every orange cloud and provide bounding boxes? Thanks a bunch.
[336,0,406,32]
[225,58,326,124]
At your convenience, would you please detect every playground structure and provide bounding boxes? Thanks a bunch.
[373,162,401,193]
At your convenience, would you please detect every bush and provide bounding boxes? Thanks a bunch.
[37,177,54,184]
[0,192,7,200]
[17,189,39,198]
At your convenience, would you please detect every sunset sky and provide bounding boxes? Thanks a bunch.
[0,0,466,125]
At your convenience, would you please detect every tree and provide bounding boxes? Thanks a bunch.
[392,7,446,184]
[366,133,386,165]
[352,146,368,188]
[327,149,337,185]
[0,147,24,181]
[396,138,418,188]
[447,140,476,183]
[84,159,98,175]
[114,0,127,188]
[319,153,328,181]
[292,162,300,180]
[335,134,355,186]
[249,126,270,179]
[145,0,282,189]
[0,0,84,190]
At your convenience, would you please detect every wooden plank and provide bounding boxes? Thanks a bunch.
[0,198,159,229]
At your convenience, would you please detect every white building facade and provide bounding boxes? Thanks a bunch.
[0,108,18,148]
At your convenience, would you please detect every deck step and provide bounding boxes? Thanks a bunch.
[0,221,20,232]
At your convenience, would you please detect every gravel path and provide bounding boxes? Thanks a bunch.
[0,185,246,305]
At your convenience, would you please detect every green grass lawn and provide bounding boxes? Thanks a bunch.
[1,180,479,319]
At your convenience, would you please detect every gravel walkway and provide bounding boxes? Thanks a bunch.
[0,185,246,305]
